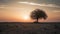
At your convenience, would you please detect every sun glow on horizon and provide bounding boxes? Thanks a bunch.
[21,12,31,20]
[21,14,31,21]
[24,15,30,20]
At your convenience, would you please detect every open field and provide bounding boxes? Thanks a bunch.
[0,22,60,34]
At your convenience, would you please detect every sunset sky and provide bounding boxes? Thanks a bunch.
[0,0,60,22]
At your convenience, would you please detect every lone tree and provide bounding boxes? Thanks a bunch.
[30,9,48,23]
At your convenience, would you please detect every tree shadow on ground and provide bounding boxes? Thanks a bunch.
[33,21,40,24]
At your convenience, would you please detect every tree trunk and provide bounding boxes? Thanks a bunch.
[37,18,38,23]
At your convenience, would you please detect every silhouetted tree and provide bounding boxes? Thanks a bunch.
[30,9,48,23]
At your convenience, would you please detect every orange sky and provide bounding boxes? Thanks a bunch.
[0,1,60,22]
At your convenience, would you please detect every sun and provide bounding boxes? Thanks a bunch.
[22,14,30,20]
[24,16,29,20]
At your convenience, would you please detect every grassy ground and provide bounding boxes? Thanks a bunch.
[0,22,60,34]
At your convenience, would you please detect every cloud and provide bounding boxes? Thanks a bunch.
[18,2,60,8]
[53,10,60,13]
[0,5,7,8]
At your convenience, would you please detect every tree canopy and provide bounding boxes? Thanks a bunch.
[30,9,48,23]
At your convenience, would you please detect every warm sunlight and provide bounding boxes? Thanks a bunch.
[24,15,29,20]
[0,0,60,22]
[21,14,30,20]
